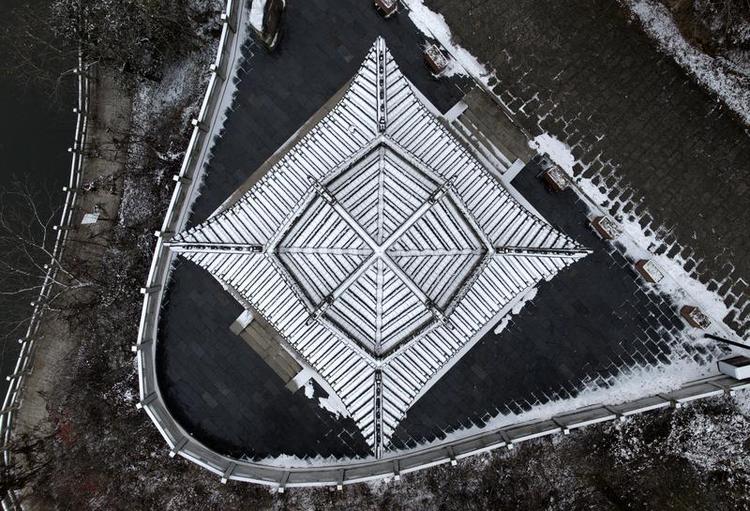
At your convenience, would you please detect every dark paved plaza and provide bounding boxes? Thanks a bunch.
[156,0,730,459]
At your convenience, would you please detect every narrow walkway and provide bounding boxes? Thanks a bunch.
[14,69,131,440]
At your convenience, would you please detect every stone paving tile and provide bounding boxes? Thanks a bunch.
[425,0,750,336]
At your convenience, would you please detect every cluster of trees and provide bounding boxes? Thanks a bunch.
[51,0,213,81]
[2,0,221,90]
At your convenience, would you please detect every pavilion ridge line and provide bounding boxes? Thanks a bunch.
[167,38,589,457]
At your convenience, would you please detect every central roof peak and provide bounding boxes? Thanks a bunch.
[274,140,491,356]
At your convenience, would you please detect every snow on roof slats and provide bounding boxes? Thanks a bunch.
[398,119,436,153]
[210,254,250,279]
[380,378,410,411]
[381,366,419,398]
[387,107,428,141]
[384,90,416,121]
[399,348,434,378]
[330,358,372,399]
[408,341,442,370]
[274,300,308,333]
[318,119,361,157]
[273,164,307,198]
[420,336,450,362]
[418,138,453,170]
[380,404,404,433]
[217,255,266,292]
[495,256,538,290]
[311,130,355,171]
[249,191,287,229]
[389,357,427,388]
[261,175,297,210]
[336,372,376,408]
[459,176,495,212]
[320,349,359,380]
[218,260,252,289]
[345,388,376,420]
[410,131,444,163]
[400,121,438,156]
[305,337,348,367]
[235,201,275,241]
[293,327,329,355]
[334,360,375,397]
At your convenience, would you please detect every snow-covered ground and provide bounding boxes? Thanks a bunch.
[118,41,217,230]
[622,0,750,125]
[249,0,267,33]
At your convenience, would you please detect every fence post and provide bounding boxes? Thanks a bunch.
[221,11,236,33]
[221,462,237,484]
[169,436,189,458]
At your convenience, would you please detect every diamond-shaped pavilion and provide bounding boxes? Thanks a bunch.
[167,38,589,456]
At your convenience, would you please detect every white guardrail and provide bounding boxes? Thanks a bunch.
[141,0,750,493]
[0,53,90,510]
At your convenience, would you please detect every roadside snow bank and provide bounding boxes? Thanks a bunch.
[622,0,750,125]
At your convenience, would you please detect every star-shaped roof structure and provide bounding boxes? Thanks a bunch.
[168,38,589,456]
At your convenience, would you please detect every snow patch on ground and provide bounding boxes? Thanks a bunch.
[430,356,718,449]
[299,374,350,419]
[734,387,750,411]
[255,357,724,467]
[119,43,215,228]
[529,134,575,174]
[402,0,491,82]
[665,399,750,473]
[622,0,750,125]
[530,132,740,344]
[303,380,314,399]
[316,392,349,419]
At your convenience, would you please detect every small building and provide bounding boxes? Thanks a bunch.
[680,305,711,329]
[634,259,664,284]
[166,38,589,457]
[591,215,621,240]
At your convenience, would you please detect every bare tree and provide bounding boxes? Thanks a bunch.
[0,3,78,99]
[0,182,102,341]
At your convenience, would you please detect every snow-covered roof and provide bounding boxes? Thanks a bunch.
[168,38,589,456]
